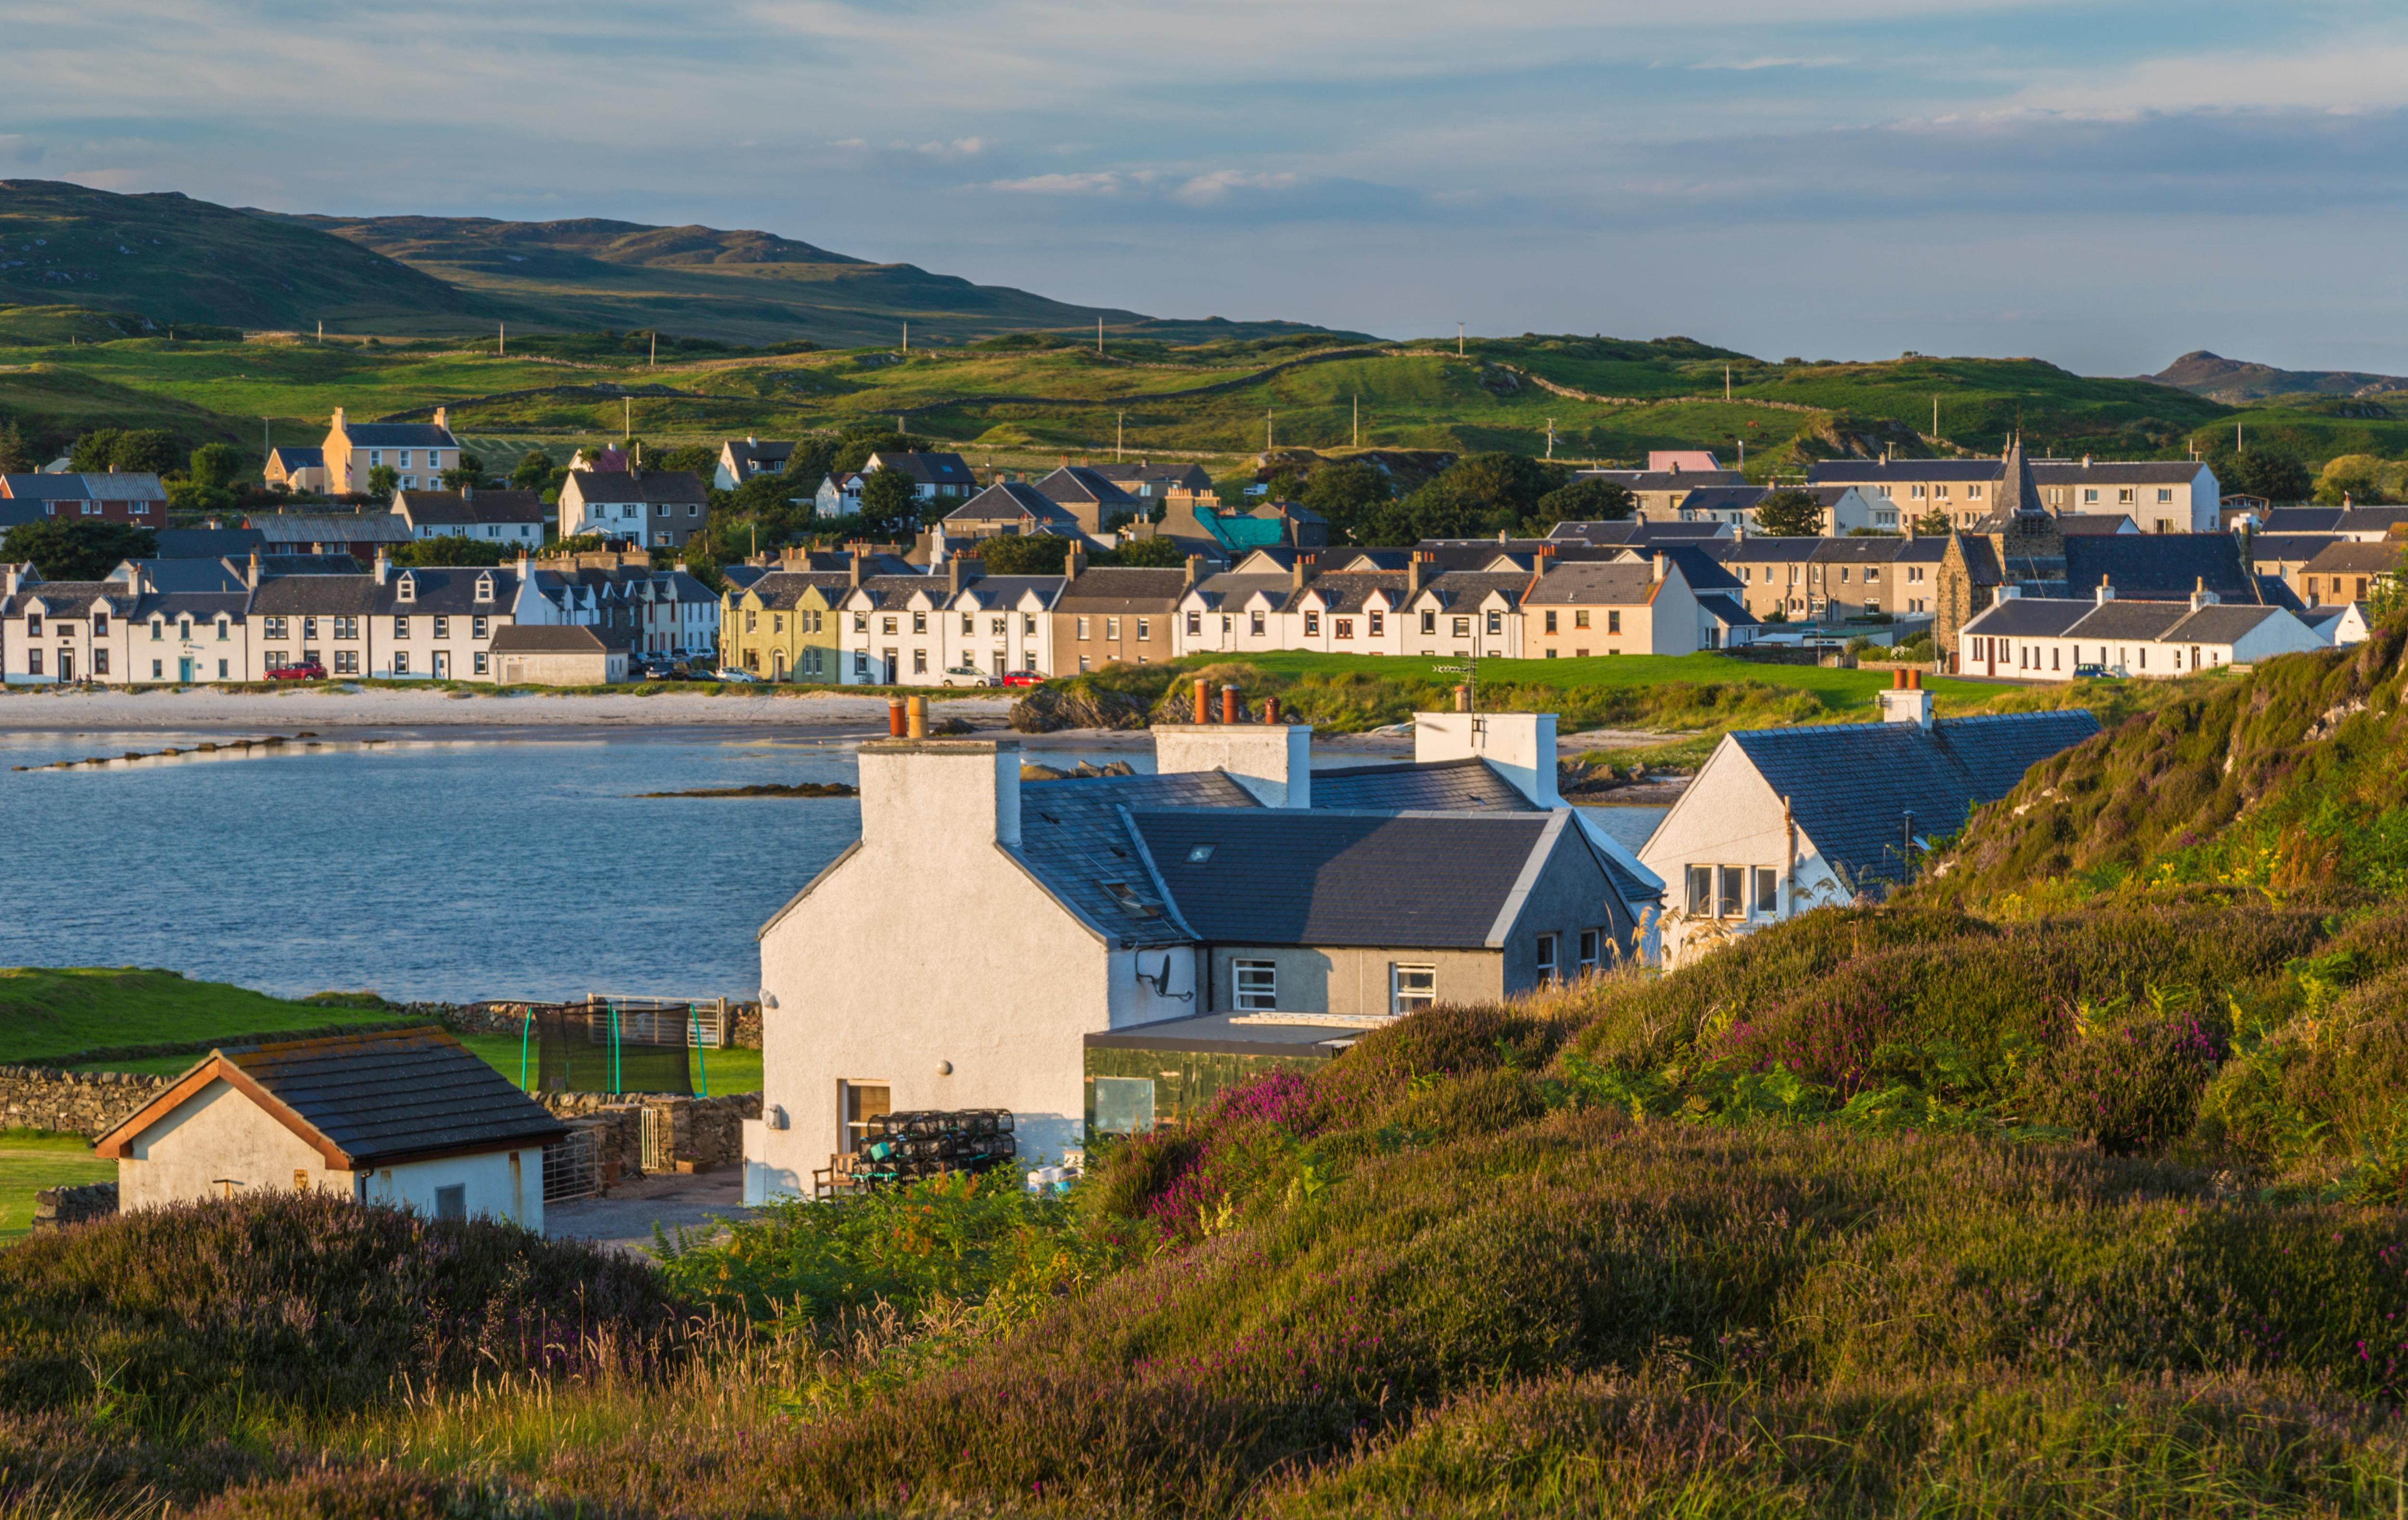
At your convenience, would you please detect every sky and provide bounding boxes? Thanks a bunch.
[5,0,2407,374]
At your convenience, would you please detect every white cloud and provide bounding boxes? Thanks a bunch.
[1691,55,1852,70]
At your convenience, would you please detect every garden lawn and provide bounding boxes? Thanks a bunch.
[1233,650,1985,712]
[0,968,406,1064]
[69,1034,764,1095]
[0,1132,111,1244]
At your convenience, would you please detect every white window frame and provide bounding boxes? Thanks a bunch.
[1233,960,1278,1012]
[1390,963,1436,1014]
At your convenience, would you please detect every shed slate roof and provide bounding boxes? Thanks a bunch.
[2250,534,2343,564]
[1055,567,1189,611]
[99,1027,563,1169]
[156,528,267,559]
[1015,771,1260,946]
[2300,541,2406,577]
[393,489,549,526]
[2163,603,2290,642]
[2263,508,2346,534]
[1726,711,2099,894]
[1522,560,1664,607]
[1962,597,2091,637]
[1309,756,1534,812]
[247,513,415,546]
[1132,809,1565,948]
[490,624,630,652]
[2063,534,2258,601]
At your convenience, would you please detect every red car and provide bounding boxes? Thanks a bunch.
[266,660,327,681]
[999,670,1047,688]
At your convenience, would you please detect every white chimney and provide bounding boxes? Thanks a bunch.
[1877,667,1934,730]
[373,548,390,585]
[857,737,1022,850]
[1414,711,1559,806]
[1154,723,1312,808]
[1651,552,1668,583]
[2095,575,2114,605]
[433,406,449,431]
[2189,575,2218,611]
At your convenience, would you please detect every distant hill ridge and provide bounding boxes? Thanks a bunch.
[2148,349,2408,404]
[0,181,1347,348]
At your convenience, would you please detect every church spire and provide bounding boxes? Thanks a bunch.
[1996,432,2045,518]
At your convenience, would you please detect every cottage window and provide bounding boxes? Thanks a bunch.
[1251,611,1266,637]
[1368,610,1384,636]
[473,651,488,675]
[962,613,974,636]
[394,651,410,676]
[842,1083,893,1154]
[1685,865,1712,914]
[1136,617,1151,641]
[25,649,37,676]
[1608,610,1621,635]
[1303,611,1321,637]
[1545,610,1558,634]
[1105,616,1122,641]
[746,611,757,633]
[1717,865,1745,919]
[1453,616,1471,637]
[95,649,109,676]
[1968,484,1984,500]
[2084,488,2099,505]
[1334,617,1352,639]
[151,617,164,640]
[1023,613,1038,636]
[1391,963,1437,1013]
[1421,610,1437,635]
[393,616,410,639]
[1578,930,1600,973]
[472,616,488,638]
[334,650,359,675]
[1753,868,1779,916]
[1575,609,1591,629]
[914,649,928,675]
[216,618,228,641]
[179,619,191,640]
[912,611,927,635]
[1486,611,1503,636]
[1091,1077,1155,1135]
[1534,933,1559,985]
[883,616,898,636]
[1234,960,1278,1012]
[335,617,359,640]
[2119,488,2136,505]
[856,613,870,633]
[993,616,1008,637]
[26,614,39,637]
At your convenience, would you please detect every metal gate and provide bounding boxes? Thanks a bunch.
[542,1127,599,1203]
[639,1105,674,1174]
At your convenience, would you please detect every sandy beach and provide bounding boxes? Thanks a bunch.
[0,684,1017,734]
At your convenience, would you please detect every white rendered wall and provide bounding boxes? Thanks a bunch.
[1152,724,1312,807]
[1636,737,1848,963]
[364,1147,542,1231]
[117,1078,327,1208]
[1415,711,1560,805]
[750,740,1118,1202]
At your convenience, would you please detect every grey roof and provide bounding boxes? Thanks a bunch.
[1033,466,1139,507]
[846,573,946,610]
[1055,567,1189,611]
[953,574,1067,610]
[1086,461,1213,491]
[1576,468,1748,491]
[491,624,630,653]
[134,589,252,624]
[2263,508,2346,533]
[216,1027,562,1168]
[1015,771,1262,947]
[266,445,324,468]
[724,438,795,466]
[1296,572,1409,613]
[865,451,975,487]
[1710,537,1823,566]
[1653,544,1742,593]
[1806,458,2007,485]
[339,422,459,447]
[2030,461,2212,485]
[2337,507,2408,533]
[1963,597,2092,637]
[2057,514,2136,535]
[156,528,267,559]
[132,558,249,594]
[1673,486,1766,516]
[1727,712,2100,894]
[2063,534,2258,600]
[1083,1012,1351,1059]
[1808,537,1911,566]
[2162,603,2289,642]
[1309,757,1535,812]
[564,469,709,504]
[2065,599,2190,639]
[394,490,549,526]
[1409,569,1533,609]
[1,473,88,501]
[1522,560,1667,607]
[722,564,773,591]
[251,568,521,615]
[948,480,1081,528]
[1184,571,1293,611]
[248,512,415,545]
[2300,541,2405,576]
[740,571,851,610]
[2251,534,2343,564]
[2,580,132,616]
[1132,809,1566,948]
[1548,520,1731,545]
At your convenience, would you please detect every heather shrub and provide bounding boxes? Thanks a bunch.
[0,1191,682,1420]
[2014,997,2230,1153]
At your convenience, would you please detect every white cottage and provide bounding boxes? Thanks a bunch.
[95,1027,564,1229]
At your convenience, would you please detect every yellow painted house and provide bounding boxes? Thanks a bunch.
[723,571,849,681]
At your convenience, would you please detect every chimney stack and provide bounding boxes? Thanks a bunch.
[373,547,390,585]
[1066,544,1086,581]
[2189,575,2218,611]
[433,406,448,431]
[1651,552,1668,583]
[1880,666,1934,729]
[849,552,864,589]
[246,549,260,590]
[1221,684,1239,724]
[1192,678,1208,724]
[1407,553,1423,597]
[1184,553,1204,589]
[947,555,965,596]
[2095,574,2115,606]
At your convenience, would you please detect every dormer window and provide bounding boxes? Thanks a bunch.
[93,612,108,637]
[396,574,416,603]
[26,614,39,637]
[474,574,494,604]
[150,618,163,641]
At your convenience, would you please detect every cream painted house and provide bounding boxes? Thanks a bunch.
[745,715,1660,1201]
[95,1028,564,1228]
[322,408,460,495]
[1520,555,1701,655]
[1638,685,2098,961]
[1956,585,2325,682]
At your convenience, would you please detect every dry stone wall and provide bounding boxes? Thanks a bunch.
[0,1066,167,1138]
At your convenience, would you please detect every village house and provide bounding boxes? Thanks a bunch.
[1084,460,1214,499]
[940,480,1087,546]
[862,450,978,506]
[244,511,415,560]
[249,554,523,680]
[1547,520,1734,549]
[1052,557,1191,673]
[391,486,550,547]
[1520,556,1703,655]
[1639,679,2099,960]
[842,566,958,685]
[715,437,797,490]
[490,624,632,685]
[1956,581,2324,681]
[1031,465,1145,539]
[947,572,1065,679]
[263,446,326,494]
[744,712,1660,1195]
[1808,454,2221,534]
[1571,461,1748,520]
[814,471,863,516]
[322,408,460,495]
[96,1027,563,1227]
[2293,541,2402,609]
[0,472,169,524]
[723,570,851,681]
[556,468,711,549]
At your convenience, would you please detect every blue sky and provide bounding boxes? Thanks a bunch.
[6,0,2406,373]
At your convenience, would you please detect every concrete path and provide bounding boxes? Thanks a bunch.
[545,1169,751,1258]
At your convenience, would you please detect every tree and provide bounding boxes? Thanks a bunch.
[110,429,177,475]
[2316,454,2390,507]
[1753,489,1827,537]
[1374,452,1569,544]
[654,444,719,477]
[973,533,1073,574]
[856,465,922,538]
[0,519,157,580]
[1531,477,1632,527]
[392,535,512,567]
[1104,534,1187,567]
[365,465,400,499]
[511,450,559,490]
[188,442,246,491]
[1298,461,1394,543]
[69,429,123,473]
[2224,446,2313,504]
[1910,507,1952,535]
[0,419,35,474]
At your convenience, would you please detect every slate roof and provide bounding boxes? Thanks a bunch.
[1409,570,1533,609]
[724,438,795,468]
[1055,567,1189,611]
[2063,534,2259,601]
[1962,597,2092,638]
[1183,572,1292,611]
[865,451,976,488]
[1,473,88,501]
[1309,756,1534,812]
[2063,599,2191,639]
[948,480,1082,528]
[1726,712,2099,894]
[491,624,631,653]
[1671,486,1766,517]
[1522,560,1664,607]
[1087,461,1213,492]
[2251,533,2344,565]
[1015,771,1261,947]
[2,580,132,616]
[2300,541,2405,577]
[721,564,773,591]
[1652,544,1743,593]
[2030,461,2212,486]
[393,489,549,526]
[1576,468,1749,491]
[1132,809,1566,948]
[338,422,459,447]
[250,568,520,615]
[1806,459,2007,485]
[1710,538,1823,567]
[1298,572,1409,613]
[2263,508,2346,534]
[563,469,709,504]
[952,574,1067,610]
[2336,507,2408,535]
[846,573,947,610]
[157,528,267,559]
[266,446,324,469]
[2163,603,2291,642]
[1033,465,1139,507]
[2057,514,2136,535]
[1548,520,1732,545]
[741,571,851,610]
[248,513,415,546]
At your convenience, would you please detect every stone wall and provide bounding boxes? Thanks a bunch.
[0,1066,168,1139]
[33,1182,119,1230]
[538,1091,760,1180]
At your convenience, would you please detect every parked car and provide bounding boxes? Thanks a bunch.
[999,670,1046,688]
[941,666,998,688]
[713,667,759,683]
[265,660,326,681]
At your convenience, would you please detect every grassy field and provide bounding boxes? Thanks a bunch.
[0,968,405,1064]
[0,1132,111,1244]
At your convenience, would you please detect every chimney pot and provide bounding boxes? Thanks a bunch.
[1221,684,1239,725]
[1263,695,1281,725]
[1192,677,1208,724]
[888,699,906,737]
[906,696,928,740]
[1454,683,1471,713]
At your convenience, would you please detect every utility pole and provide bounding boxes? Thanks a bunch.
[623,396,631,441]
[1932,396,1939,438]
[1266,410,1273,452]
[1545,418,1555,459]
[316,319,323,344]
[650,331,656,367]
[499,322,505,356]
[1457,322,1465,356]
[902,322,909,352]
[1116,411,1125,461]
[1726,364,1732,402]
[1097,318,1104,356]
[1353,393,1360,449]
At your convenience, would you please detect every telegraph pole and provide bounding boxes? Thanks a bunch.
[902,322,909,352]
[498,322,505,356]
[1097,318,1104,356]
[1726,364,1732,402]
[650,331,657,367]
[1545,419,1555,459]
[1352,394,1360,449]
[1266,410,1273,452]
[1457,322,1465,356]
[623,397,631,441]
[1116,412,1125,461]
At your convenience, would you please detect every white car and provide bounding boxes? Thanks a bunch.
[941,667,998,688]
[713,667,759,683]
